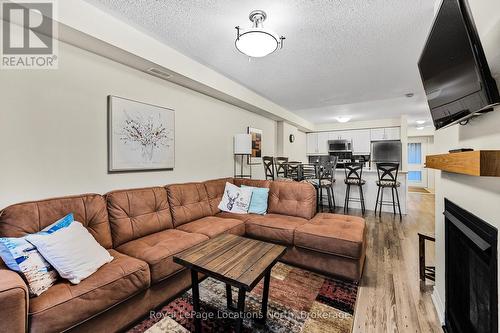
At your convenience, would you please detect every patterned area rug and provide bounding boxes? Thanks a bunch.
[128,263,358,333]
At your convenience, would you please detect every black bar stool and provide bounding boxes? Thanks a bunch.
[374,162,402,219]
[344,162,366,215]
[318,161,336,212]
[302,162,336,212]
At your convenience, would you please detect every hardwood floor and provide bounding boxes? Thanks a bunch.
[326,192,442,332]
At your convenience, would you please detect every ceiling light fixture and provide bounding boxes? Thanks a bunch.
[405,93,414,98]
[416,120,426,125]
[416,126,425,130]
[235,10,285,58]
[336,116,352,123]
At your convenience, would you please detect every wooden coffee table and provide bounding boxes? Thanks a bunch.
[173,234,286,333]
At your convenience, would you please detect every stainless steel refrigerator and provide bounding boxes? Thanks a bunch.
[371,141,402,168]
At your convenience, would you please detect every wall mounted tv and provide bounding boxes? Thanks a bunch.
[418,0,500,130]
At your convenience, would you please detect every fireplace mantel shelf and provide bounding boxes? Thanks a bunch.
[425,150,500,177]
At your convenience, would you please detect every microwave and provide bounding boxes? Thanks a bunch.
[328,139,352,152]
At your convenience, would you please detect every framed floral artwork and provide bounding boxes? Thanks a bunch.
[108,96,175,172]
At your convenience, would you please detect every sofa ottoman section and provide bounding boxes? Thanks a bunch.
[290,213,367,280]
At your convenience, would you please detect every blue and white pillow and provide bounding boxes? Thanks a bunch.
[241,185,269,215]
[0,213,74,296]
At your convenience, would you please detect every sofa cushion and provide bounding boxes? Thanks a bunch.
[233,178,271,188]
[215,211,255,222]
[0,194,112,249]
[28,249,150,333]
[166,183,213,227]
[117,229,208,283]
[295,213,366,259]
[176,216,245,238]
[268,181,317,220]
[245,214,308,245]
[106,187,173,247]
[203,178,234,214]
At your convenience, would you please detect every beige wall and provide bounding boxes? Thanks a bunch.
[0,40,277,208]
[432,0,500,324]
[277,122,307,163]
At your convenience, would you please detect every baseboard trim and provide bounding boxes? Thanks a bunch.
[431,286,445,326]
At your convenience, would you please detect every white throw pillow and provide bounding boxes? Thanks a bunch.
[26,222,113,284]
[0,213,74,296]
[218,182,253,214]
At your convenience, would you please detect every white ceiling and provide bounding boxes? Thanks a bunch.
[84,0,436,124]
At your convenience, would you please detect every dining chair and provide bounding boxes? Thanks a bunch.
[274,157,289,179]
[301,163,318,181]
[262,156,275,180]
[286,162,301,181]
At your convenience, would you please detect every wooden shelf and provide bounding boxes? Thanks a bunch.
[425,150,500,176]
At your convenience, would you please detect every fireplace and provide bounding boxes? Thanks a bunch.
[445,199,498,333]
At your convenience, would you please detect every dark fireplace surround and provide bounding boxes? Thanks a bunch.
[444,199,498,333]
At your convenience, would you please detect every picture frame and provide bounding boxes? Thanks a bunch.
[108,96,175,172]
[247,127,262,165]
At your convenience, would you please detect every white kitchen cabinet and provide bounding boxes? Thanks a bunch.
[328,131,352,141]
[351,129,371,154]
[307,132,329,155]
[384,127,401,140]
[317,132,329,154]
[306,133,318,154]
[370,127,400,141]
[370,128,385,141]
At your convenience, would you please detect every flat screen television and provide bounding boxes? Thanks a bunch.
[418,0,500,130]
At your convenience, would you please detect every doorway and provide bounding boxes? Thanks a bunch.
[407,137,428,188]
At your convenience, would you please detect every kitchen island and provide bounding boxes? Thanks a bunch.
[326,168,408,214]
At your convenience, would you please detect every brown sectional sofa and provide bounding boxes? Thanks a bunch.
[0,177,366,333]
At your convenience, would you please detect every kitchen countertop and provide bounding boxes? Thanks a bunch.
[335,168,408,174]
[330,167,408,214]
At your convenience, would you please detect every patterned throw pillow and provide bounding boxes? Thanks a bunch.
[218,182,253,214]
[0,213,74,296]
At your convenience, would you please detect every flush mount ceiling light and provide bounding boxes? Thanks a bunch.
[416,126,425,130]
[416,120,426,125]
[235,10,285,58]
[336,116,352,123]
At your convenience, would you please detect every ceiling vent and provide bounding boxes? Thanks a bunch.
[146,67,172,79]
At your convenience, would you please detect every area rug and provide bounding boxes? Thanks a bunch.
[128,263,358,333]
